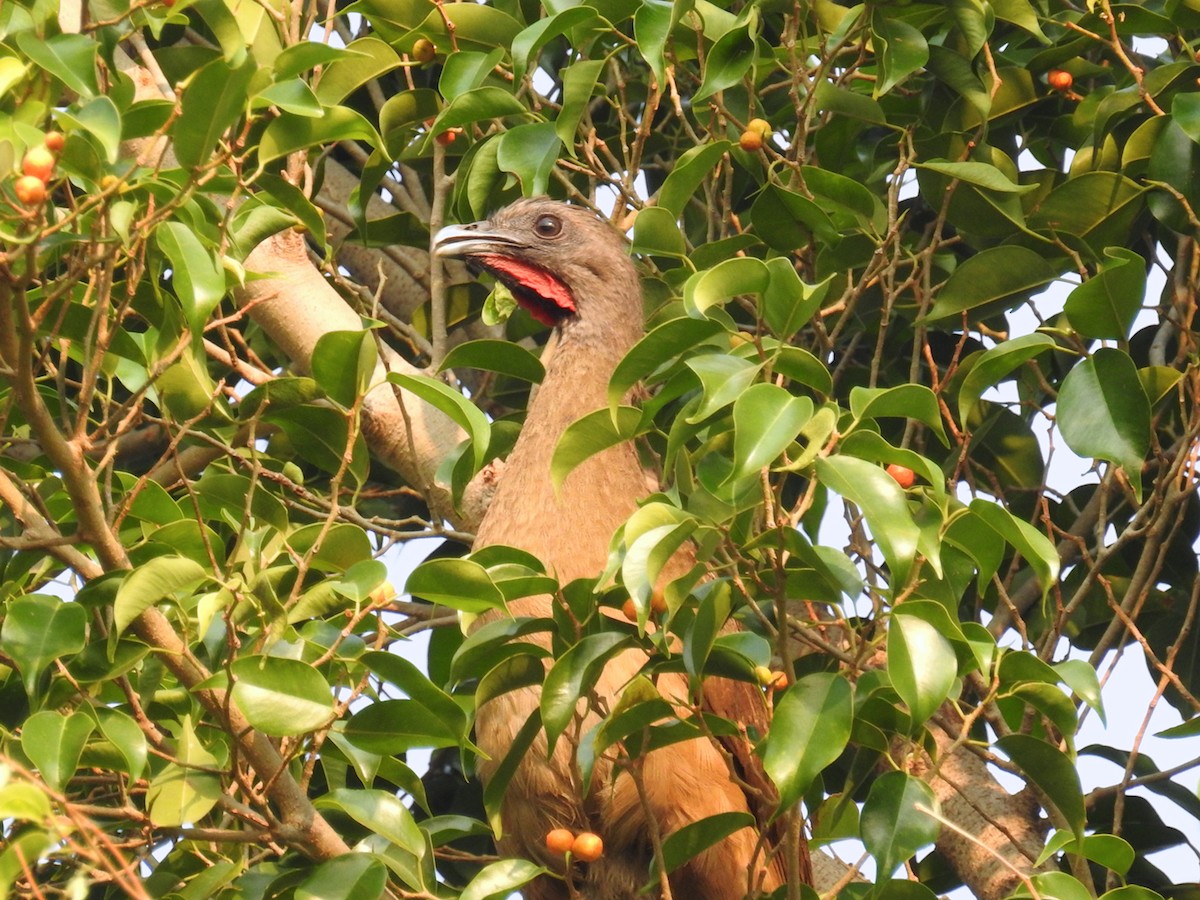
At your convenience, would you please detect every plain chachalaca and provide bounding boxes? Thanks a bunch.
[434,199,810,899]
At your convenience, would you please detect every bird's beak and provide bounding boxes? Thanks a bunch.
[432,223,524,259]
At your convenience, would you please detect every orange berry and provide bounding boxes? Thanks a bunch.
[746,117,772,137]
[22,146,55,183]
[738,129,764,152]
[886,463,915,489]
[571,831,603,862]
[768,671,789,691]
[649,588,667,616]
[43,132,65,153]
[1047,69,1073,92]
[435,128,461,146]
[13,175,46,206]
[622,598,638,621]
[545,828,575,855]
[369,581,397,606]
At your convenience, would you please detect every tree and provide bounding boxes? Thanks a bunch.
[0,0,1197,896]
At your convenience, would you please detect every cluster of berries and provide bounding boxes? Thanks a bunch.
[12,132,64,208]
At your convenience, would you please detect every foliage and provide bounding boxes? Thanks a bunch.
[0,0,1198,897]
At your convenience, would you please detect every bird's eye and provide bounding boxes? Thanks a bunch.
[533,214,562,238]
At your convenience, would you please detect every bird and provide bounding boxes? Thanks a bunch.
[434,198,811,899]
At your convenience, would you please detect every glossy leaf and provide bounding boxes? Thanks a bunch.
[405,558,505,613]
[1056,348,1151,498]
[887,612,957,726]
[760,672,853,811]
[113,556,208,637]
[389,372,491,471]
[728,383,813,483]
[996,734,1085,838]
[313,330,379,408]
[541,632,632,750]
[957,333,1056,424]
[925,246,1058,322]
[0,596,87,698]
[460,859,546,900]
[860,771,940,877]
[551,406,643,489]
[439,339,545,383]
[1063,248,1146,340]
[21,712,94,792]
[817,457,921,583]
[230,656,334,736]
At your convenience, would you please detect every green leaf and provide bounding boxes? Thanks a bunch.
[996,734,1085,838]
[297,854,388,900]
[114,556,209,637]
[405,558,505,613]
[658,812,755,875]
[684,256,771,317]
[957,333,1056,424]
[1056,348,1150,498]
[439,339,545,383]
[657,141,731,216]
[511,8,598,82]
[92,709,149,786]
[849,384,948,447]
[313,330,379,408]
[1054,659,1105,724]
[389,372,490,471]
[498,122,562,195]
[147,717,221,827]
[230,656,334,736]
[556,60,606,149]
[870,9,929,96]
[915,159,1035,193]
[21,712,95,792]
[342,700,459,754]
[15,32,98,97]
[695,21,755,101]
[860,771,940,877]
[760,672,853,811]
[551,406,643,490]
[728,383,813,483]
[0,595,87,698]
[541,632,632,750]
[317,788,427,856]
[0,782,51,823]
[685,355,763,424]
[157,222,227,334]
[1063,248,1146,341]
[632,206,687,258]
[460,859,546,900]
[816,457,921,584]
[259,107,380,164]
[968,500,1060,601]
[887,613,957,726]
[609,317,723,409]
[439,49,505,100]
[433,86,529,135]
[314,37,402,105]
[925,246,1059,322]
[175,55,256,170]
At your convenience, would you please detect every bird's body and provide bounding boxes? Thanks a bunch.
[434,199,808,899]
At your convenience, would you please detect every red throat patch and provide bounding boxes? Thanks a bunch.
[475,253,576,326]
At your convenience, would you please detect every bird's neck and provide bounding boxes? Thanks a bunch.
[473,285,648,583]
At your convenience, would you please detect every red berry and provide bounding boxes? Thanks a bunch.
[1047,69,1073,92]
[738,129,763,152]
[43,132,65,153]
[886,463,916,489]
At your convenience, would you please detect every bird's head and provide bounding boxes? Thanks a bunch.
[433,199,640,337]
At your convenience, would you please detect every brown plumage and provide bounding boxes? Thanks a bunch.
[434,199,810,899]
